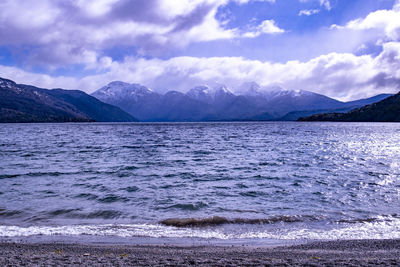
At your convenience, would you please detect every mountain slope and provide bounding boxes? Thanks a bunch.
[263,89,344,116]
[92,81,162,121]
[155,91,214,121]
[278,94,392,121]
[0,77,137,122]
[343,94,392,108]
[46,89,137,122]
[298,92,400,122]
[238,84,346,119]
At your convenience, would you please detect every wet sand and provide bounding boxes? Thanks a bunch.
[0,239,399,266]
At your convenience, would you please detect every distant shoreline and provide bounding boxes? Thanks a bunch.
[0,239,399,266]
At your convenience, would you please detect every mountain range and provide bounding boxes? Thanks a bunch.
[0,77,137,123]
[92,81,392,122]
[0,76,394,123]
[298,92,400,122]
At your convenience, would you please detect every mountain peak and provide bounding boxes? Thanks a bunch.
[263,87,311,98]
[106,81,152,92]
[187,85,210,94]
[0,77,137,122]
[107,81,130,87]
[186,84,233,103]
[0,77,17,88]
[240,83,312,99]
[92,81,154,100]
[214,84,232,94]
[237,82,262,96]
[0,76,25,94]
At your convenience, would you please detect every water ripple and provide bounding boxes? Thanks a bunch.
[0,122,399,241]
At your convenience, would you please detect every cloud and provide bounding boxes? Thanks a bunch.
[0,0,280,67]
[299,0,331,10]
[3,41,400,101]
[0,65,79,90]
[319,0,331,10]
[1,0,398,102]
[242,20,284,37]
[298,9,320,16]
[332,2,400,42]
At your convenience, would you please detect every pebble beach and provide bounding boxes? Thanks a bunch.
[1,239,399,266]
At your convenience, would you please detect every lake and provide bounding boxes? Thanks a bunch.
[0,122,399,245]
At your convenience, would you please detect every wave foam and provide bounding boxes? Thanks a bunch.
[1,217,400,240]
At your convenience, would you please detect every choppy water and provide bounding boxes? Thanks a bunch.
[0,122,400,244]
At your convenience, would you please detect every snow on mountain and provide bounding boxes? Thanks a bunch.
[264,88,316,101]
[0,78,17,89]
[92,81,156,102]
[214,85,234,98]
[238,82,314,100]
[90,80,390,121]
[91,81,162,121]
[186,85,234,104]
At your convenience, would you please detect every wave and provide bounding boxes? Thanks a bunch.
[48,209,81,216]
[74,193,99,200]
[0,168,143,180]
[160,202,209,211]
[0,171,82,179]
[121,165,139,170]
[97,194,130,204]
[121,186,139,192]
[337,218,380,224]
[160,215,319,227]
[51,209,123,219]
[1,216,400,240]
[160,215,400,228]
[4,209,125,223]
[85,210,123,219]
[337,215,399,224]
[0,208,24,218]
[0,174,20,179]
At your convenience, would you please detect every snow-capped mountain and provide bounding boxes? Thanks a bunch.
[92,81,156,101]
[186,85,235,104]
[238,82,313,100]
[236,82,346,117]
[91,81,391,121]
[92,81,162,121]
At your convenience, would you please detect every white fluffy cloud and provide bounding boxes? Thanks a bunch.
[3,40,400,101]
[332,2,400,42]
[242,20,284,37]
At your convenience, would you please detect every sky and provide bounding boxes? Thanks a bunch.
[0,0,400,101]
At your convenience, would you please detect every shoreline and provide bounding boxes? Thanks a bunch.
[1,239,399,266]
